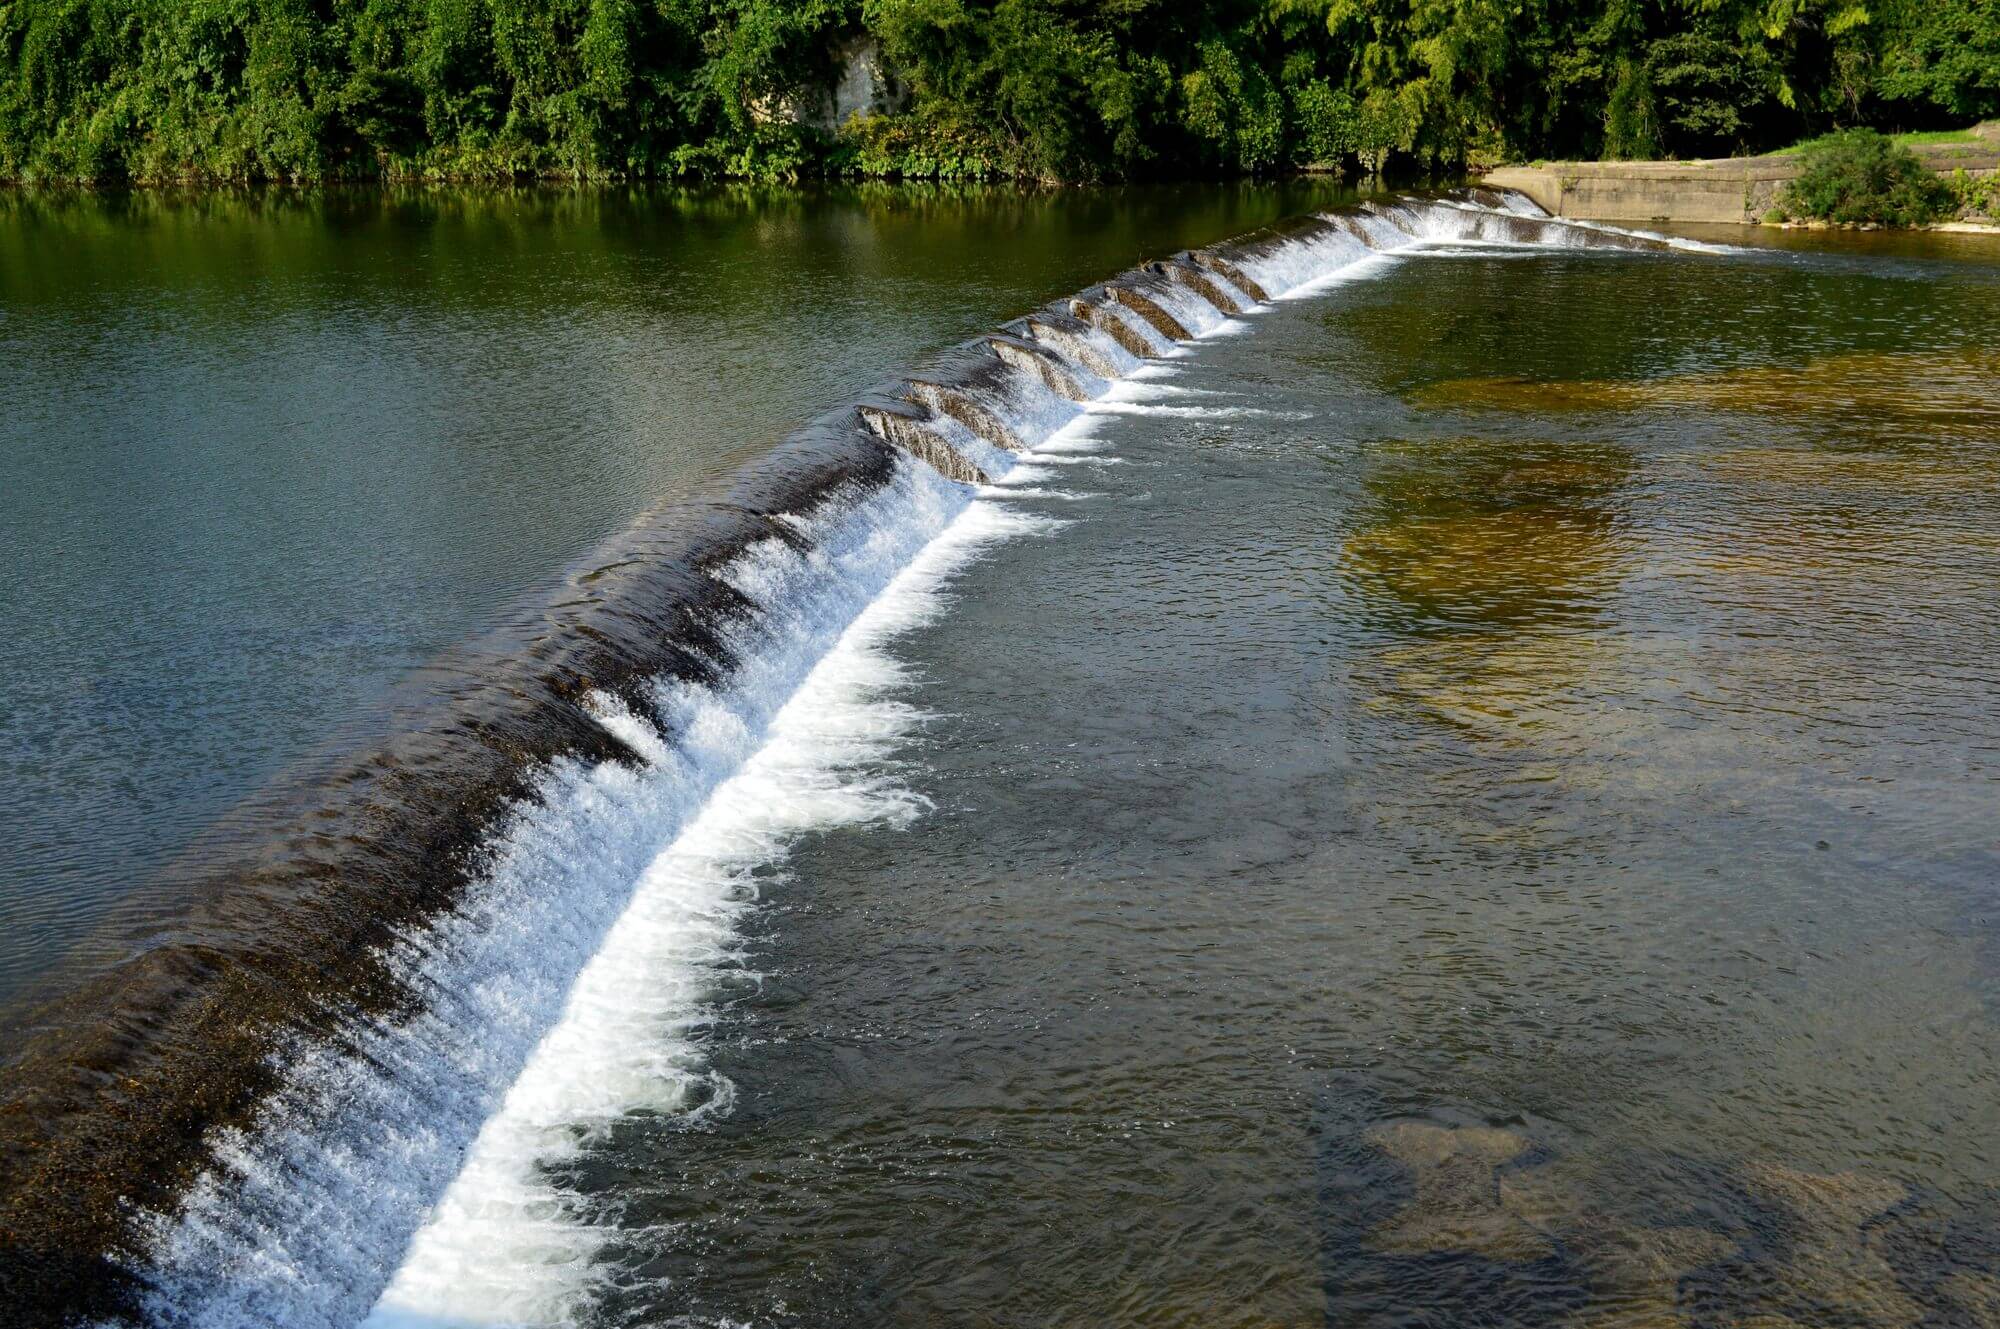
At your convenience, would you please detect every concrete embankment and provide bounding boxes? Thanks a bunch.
[1484,123,1999,225]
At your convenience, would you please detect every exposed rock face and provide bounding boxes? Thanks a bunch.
[987,336,1090,402]
[1024,316,1127,380]
[749,38,906,128]
[1070,298,1158,359]
[1189,250,1269,302]
[856,405,989,484]
[822,37,906,128]
[1147,258,1246,314]
[1105,285,1193,342]
[903,379,1030,453]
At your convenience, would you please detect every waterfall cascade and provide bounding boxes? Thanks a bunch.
[0,189,1703,1329]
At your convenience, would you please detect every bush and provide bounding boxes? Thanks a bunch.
[829,112,1005,179]
[1946,166,1996,216]
[1776,128,1954,225]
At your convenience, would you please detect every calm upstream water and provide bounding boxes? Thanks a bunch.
[0,182,1342,1009]
[3,189,1998,1327]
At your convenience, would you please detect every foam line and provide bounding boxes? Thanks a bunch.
[1084,401,1309,420]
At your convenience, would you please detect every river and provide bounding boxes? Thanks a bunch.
[1,186,1996,1329]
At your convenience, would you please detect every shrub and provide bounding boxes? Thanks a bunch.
[830,111,1005,179]
[1946,166,1996,216]
[1776,128,1953,226]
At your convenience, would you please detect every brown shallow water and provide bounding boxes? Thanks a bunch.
[547,233,2000,1328]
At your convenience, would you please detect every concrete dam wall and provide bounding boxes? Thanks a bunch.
[1483,124,2000,225]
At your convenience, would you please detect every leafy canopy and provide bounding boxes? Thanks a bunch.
[0,0,1993,180]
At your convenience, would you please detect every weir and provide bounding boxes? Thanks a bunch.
[1105,283,1196,343]
[856,404,990,485]
[987,335,1096,404]
[0,189,1716,1327]
[1149,257,1250,315]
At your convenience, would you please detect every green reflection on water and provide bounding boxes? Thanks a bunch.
[0,177,1362,1007]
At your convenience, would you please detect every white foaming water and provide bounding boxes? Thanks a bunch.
[1085,400,1306,420]
[129,463,991,1329]
[1414,245,1556,260]
[1554,216,1739,254]
[924,412,1013,478]
[1352,209,1418,249]
[1094,300,1176,356]
[1494,191,1551,217]
[1193,315,1255,339]
[1432,196,1734,254]
[977,484,1101,502]
[1105,382,1240,401]
[984,368,1088,443]
[1027,320,1141,379]
[1031,419,1113,453]
[987,463,1060,484]
[125,188,1693,1329]
[1230,192,1718,302]
[365,494,1061,1329]
[1143,280,1231,337]
[1275,251,1403,300]
[1235,226,1379,298]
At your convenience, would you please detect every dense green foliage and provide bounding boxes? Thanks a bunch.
[1772,125,1954,220]
[0,0,1995,181]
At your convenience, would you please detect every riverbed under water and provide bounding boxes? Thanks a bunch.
[552,221,2000,1329]
[4,189,1998,1328]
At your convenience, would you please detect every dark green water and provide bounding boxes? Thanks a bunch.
[0,182,1343,1009]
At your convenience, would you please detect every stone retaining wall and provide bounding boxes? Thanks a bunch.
[1483,124,2000,225]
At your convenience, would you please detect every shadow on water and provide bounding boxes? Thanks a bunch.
[1314,1081,2000,1328]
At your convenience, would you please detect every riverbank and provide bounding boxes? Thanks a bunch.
[1483,124,2000,226]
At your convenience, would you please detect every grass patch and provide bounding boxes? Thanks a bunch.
[1775,127,1980,156]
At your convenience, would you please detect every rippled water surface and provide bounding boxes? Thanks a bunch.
[6,193,2000,1328]
[0,183,1343,1007]
[559,238,2000,1326]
